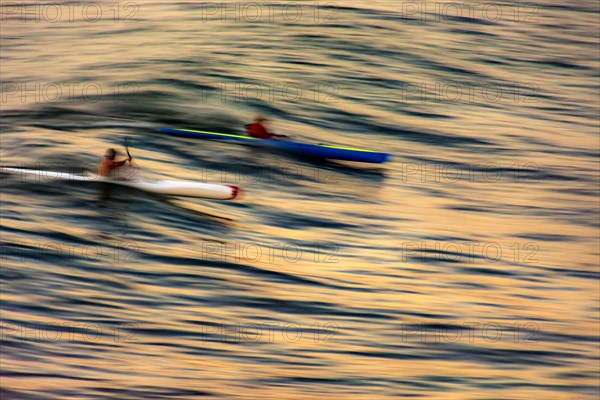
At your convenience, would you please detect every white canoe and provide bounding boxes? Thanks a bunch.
[1,167,241,200]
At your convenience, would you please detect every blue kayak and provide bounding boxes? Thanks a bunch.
[160,128,391,164]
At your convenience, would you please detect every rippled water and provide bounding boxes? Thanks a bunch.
[1,1,599,399]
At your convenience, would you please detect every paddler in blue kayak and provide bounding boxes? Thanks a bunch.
[246,116,288,140]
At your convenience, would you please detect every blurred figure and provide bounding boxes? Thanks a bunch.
[246,116,288,140]
[98,148,131,178]
[97,147,132,202]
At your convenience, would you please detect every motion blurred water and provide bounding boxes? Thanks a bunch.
[1,1,599,399]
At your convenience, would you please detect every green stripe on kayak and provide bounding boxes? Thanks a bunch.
[175,128,260,140]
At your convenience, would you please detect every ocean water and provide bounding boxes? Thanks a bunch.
[1,1,599,399]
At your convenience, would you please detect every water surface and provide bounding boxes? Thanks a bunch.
[1,1,599,399]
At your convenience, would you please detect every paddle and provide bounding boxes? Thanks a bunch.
[123,137,139,181]
[124,137,132,161]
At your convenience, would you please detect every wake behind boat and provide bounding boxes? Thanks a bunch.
[160,128,391,164]
[0,167,241,200]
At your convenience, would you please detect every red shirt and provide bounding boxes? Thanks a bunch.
[247,123,272,139]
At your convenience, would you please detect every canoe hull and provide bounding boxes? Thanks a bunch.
[1,168,240,200]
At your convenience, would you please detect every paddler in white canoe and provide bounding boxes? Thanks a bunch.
[0,141,240,200]
[97,147,132,200]
[98,148,132,178]
[92,143,239,199]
